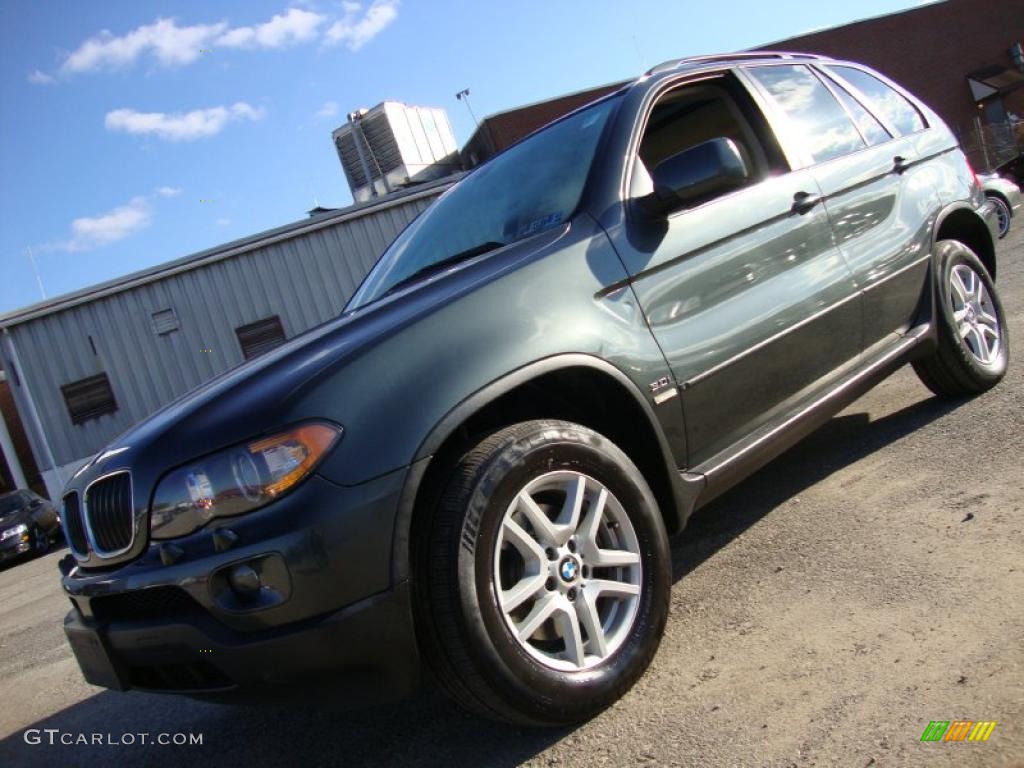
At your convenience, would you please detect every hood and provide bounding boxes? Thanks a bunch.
[67,225,568,499]
[0,507,29,530]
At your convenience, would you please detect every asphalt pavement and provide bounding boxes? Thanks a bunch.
[1,227,1021,768]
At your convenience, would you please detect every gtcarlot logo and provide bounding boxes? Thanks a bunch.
[23,729,203,746]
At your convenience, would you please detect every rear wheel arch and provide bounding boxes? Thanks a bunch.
[934,204,996,279]
[393,355,689,585]
[984,189,1012,215]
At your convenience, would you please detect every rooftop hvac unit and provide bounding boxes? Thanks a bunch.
[333,102,460,202]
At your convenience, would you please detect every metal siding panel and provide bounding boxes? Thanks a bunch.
[268,240,300,327]
[326,225,364,298]
[128,286,175,405]
[186,266,230,382]
[309,230,349,313]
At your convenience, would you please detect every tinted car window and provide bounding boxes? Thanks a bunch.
[748,65,865,164]
[827,66,925,136]
[825,76,892,146]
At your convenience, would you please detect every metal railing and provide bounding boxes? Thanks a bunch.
[960,120,1023,173]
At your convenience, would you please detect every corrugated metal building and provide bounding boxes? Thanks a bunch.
[0,178,452,500]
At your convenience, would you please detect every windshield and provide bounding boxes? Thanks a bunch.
[0,494,24,515]
[346,95,622,310]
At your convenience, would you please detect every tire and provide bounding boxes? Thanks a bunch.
[987,194,1012,239]
[32,526,50,555]
[418,419,671,725]
[913,240,1009,397]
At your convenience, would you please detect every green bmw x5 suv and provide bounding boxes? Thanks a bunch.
[60,52,1007,726]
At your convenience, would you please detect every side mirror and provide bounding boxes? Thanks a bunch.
[29,498,43,510]
[642,137,750,217]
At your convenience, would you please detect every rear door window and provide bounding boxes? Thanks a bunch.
[826,66,926,136]
[824,76,892,146]
[747,64,865,164]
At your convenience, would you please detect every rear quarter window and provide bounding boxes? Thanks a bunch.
[826,66,926,137]
[747,64,865,164]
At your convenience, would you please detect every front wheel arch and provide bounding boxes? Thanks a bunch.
[394,356,695,586]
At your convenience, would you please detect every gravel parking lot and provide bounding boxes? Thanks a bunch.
[1,228,1021,768]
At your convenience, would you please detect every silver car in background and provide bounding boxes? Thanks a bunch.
[979,172,1021,239]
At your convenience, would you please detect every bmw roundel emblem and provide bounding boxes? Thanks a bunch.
[559,558,578,582]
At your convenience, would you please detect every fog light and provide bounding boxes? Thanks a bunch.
[227,564,261,596]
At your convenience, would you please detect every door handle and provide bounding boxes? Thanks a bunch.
[893,155,911,174]
[791,191,821,215]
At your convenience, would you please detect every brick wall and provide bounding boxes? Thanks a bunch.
[463,82,626,166]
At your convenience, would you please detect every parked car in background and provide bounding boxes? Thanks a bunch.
[58,52,1007,726]
[0,489,61,564]
[979,172,1021,238]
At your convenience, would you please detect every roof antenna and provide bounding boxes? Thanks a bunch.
[632,35,645,70]
[26,246,47,300]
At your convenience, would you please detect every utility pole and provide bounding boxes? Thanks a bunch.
[26,246,46,300]
[455,89,480,129]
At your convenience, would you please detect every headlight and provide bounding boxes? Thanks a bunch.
[150,422,341,540]
[1,523,28,540]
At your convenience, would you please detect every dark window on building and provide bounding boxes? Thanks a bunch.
[748,64,866,164]
[62,373,118,425]
[235,316,286,360]
[151,308,180,335]
[826,66,926,137]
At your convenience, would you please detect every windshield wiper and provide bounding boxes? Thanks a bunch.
[379,241,505,300]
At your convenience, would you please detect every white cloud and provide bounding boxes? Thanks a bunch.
[325,0,399,50]
[54,5,385,77]
[52,196,153,252]
[217,8,325,49]
[105,102,266,141]
[61,18,228,73]
[28,69,55,84]
[216,217,232,226]
[315,100,338,119]
[154,186,183,197]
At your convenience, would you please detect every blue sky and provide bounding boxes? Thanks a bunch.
[0,0,929,315]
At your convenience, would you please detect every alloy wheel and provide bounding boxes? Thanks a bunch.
[950,263,1001,366]
[492,470,642,672]
[989,196,1011,238]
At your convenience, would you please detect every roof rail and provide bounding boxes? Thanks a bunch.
[645,51,824,76]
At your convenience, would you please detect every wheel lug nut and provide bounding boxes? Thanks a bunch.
[546,547,558,561]
[567,588,577,602]
[582,565,590,578]
[567,539,577,553]
[545,577,556,591]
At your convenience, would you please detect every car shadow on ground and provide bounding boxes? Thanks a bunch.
[0,393,966,768]
[670,392,965,581]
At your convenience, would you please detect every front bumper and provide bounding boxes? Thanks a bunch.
[63,581,420,701]
[982,176,1022,213]
[61,469,422,701]
[0,533,32,562]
